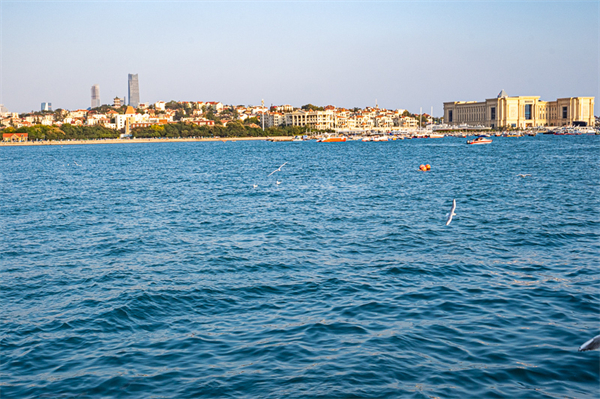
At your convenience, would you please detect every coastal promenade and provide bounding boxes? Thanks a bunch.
[0,136,290,146]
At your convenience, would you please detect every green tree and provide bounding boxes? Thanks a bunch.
[174,110,186,121]
[301,104,324,111]
[165,101,183,110]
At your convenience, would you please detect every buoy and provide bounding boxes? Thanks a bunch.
[426,164,431,170]
[419,164,427,171]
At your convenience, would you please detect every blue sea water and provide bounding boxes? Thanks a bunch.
[1,135,598,398]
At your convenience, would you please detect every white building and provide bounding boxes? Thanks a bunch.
[285,110,336,130]
[261,112,286,127]
[115,106,149,130]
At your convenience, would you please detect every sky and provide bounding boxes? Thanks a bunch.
[1,0,598,115]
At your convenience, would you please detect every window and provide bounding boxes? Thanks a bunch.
[448,110,453,122]
[491,107,496,120]
[562,106,568,119]
[525,104,532,120]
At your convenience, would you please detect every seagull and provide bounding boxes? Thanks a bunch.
[253,184,258,188]
[446,199,457,226]
[276,181,281,185]
[517,174,531,178]
[579,335,600,352]
[74,162,81,166]
[267,162,288,177]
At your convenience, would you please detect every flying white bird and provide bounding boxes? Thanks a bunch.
[276,181,282,185]
[267,162,288,177]
[253,184,258,189]
[579,335,600,352]
[517,174,531,177]
[446,199,457,226]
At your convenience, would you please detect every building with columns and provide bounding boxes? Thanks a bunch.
[444,90,595,129]
[285,110,336,130]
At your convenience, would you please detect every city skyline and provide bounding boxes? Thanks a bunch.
[1,1,598,114]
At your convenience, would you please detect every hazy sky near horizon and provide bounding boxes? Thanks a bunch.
[1,0,598,114]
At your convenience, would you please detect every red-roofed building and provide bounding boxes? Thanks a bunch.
[3,132,28,142]
[189,119,215,126]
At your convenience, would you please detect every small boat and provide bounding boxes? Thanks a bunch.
[372,136,390,142]
[317,134,347,142]
[467,136,492,145]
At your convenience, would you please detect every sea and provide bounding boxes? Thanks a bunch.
[1,135,599,398]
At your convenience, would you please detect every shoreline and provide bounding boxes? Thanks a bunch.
[0,136,290,146]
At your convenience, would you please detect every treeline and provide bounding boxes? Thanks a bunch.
[3,122,327,141]
[4,124,120,141]
[131,123,320,138]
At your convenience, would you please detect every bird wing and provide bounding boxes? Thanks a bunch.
[446,200,456,225]
[267,162,288,177]
[579,335,600,351]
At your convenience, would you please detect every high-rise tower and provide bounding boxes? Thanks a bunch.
[128,74,139,108]
[91,84,100,108]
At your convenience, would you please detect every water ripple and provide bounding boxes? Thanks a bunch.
[1,136,599,398]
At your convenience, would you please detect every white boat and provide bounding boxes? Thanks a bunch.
[372,136,390,142]
[467,136,492,145]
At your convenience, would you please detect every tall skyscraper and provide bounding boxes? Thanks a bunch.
[128,74,139,108]
[91,84,100,108]
[41,102,52,112]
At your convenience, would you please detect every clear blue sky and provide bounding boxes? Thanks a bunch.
[1,0,598,114]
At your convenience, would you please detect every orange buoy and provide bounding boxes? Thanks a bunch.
[419,164,427,171]
[426,164,431,170]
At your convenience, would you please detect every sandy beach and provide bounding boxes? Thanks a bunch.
[0,136,295,146]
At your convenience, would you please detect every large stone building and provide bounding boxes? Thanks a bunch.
[285,110,336,130]
[444,90,595,128]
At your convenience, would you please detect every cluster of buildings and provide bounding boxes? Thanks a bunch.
[262,104,424,131]
[1,72,431,134]
[444,90,595,129]
[0,103,210,132]
[0,99,427,137]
